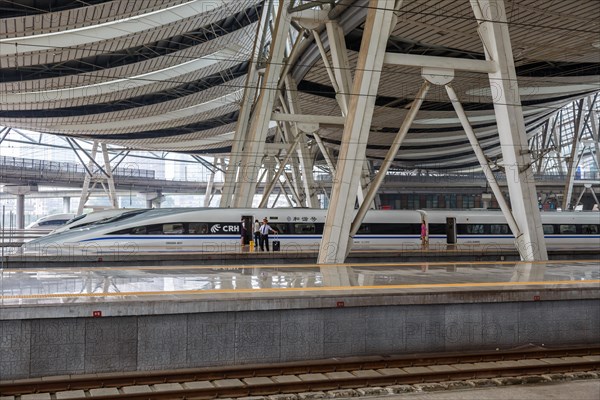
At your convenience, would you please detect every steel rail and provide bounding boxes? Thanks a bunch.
[1,346,599,397]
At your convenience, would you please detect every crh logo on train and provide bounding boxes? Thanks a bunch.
[210,223,239,234]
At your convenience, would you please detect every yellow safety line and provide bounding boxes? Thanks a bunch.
[1,280,599,300]
[1,258,598,273]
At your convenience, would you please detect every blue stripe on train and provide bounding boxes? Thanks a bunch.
[80,234,599,243]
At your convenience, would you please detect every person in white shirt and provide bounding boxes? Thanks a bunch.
[253,219,261,248]
[259,218,278,251]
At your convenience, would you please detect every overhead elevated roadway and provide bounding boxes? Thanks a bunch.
[0,259,598,379]
[2,153,599,195]
[0,155,206,193]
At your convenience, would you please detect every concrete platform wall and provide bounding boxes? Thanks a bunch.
[1,299,599,380]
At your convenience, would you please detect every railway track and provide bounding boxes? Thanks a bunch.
[1,346,599,399]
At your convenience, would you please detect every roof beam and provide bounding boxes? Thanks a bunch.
[383,53,497,73]
[271,113,345,125]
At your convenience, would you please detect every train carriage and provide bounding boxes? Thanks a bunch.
[21,208,600,256]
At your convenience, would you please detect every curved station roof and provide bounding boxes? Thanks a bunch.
[0,0,598,170]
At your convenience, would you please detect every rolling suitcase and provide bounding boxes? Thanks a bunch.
[272,239,280,252]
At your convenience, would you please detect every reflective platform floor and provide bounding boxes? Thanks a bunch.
[1,260,598,380]
[1,260,598,307]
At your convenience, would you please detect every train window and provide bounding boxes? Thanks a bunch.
[188,223,209,234]
[163,223,184,234]
[130,226,147,235]
[559,224,576,234]
[368,223,419,234]
[39,219,70,226]
[582,225,598,234]
[294,223,314,234]
[356,224,370,234]
[490,224,510,234]
[271,223,289,234]
[146,224,163,234]
[542,225,555,234]
[429,224,445,235]
[98,210,147,224]
[466,224,485,234]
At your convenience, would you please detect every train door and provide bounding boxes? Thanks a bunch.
[446,217,457,244]
[241,215,253,245]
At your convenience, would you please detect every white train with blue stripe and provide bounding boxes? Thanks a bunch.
[21,207,600,256]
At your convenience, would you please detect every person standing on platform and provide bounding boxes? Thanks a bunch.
[240,217,247,247]
[253,219,261,249]
[259,218,278,252]
[420,220,428,248]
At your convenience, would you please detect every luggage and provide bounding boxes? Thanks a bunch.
[272,240,280,251]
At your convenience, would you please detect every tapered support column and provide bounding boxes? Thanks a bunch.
[141,192,164,209]
[63,197,71,214]
[317,20,368,205]
[77,141,98,214]
[313,132,336,175]
[589,97,600,171]
[318,0,401,264]
[349,81,430,247]
[283,75,318,208]
[471,0,547,261]
[233,3,291,207]
[73,141,98,215]
[4,185,35,229]
[101,143,118,209]
[296,131,318,207]
[204,161,217,207]
[16,194,25,229]
[446,84,520,240]
[259,139,301,208]
[220,2,273,207]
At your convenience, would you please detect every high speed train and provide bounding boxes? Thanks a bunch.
[26,213,76,230]
[51,208,146,234]
[21,207,599,256]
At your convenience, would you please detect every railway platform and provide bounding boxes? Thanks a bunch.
[0,259,598,380]
[4,243,599,268]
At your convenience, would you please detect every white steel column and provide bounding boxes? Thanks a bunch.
[471,0,547,261]
[368,161,382,210]
[552,113,567,175]
[16,194,25,229]
[77,141,99,214]
[63,197,71,213]
[446,84,521,239]
[297,130,318,207]
[204,160,217,207]
[349,81,430,244]
[101,143,118,209]
[284,75,318,207]
[325,21,353,116]
[318,0,401,264]
[220,1,273,207]
[562,99,584,210]
[282,168,303,206]
[233,3,291,208]
[589,97,600,171]
[219,64,258,207]
[318,20,369,204]
[258,138,301,207]
[573,184,599,209]
[313,132,337,175]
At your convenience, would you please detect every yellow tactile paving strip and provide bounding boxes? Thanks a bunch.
[1,279,598,301]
